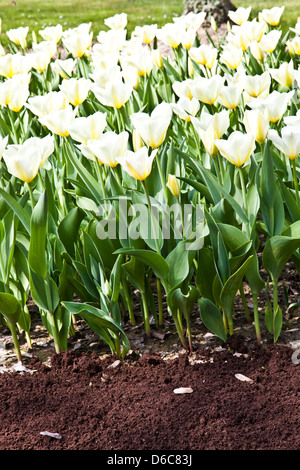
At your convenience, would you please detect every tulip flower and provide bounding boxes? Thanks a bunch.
[92,77,133,109]
[249,41,265,62]
[189,44,217,69]
[259,30,282,53]
[152,49,163,69]
[268,60,296,88]
[174,11,206,30]
[2,135,54,183]
[227,26,250,52]
[39,24,63,43]
[290,22,300,35]
[116,146,158,180]
[215,131,256,167]
[132,24,158,44]
[284,110,300,127]
[83,131,129,167]
[32,39,57,59]
[104,13,127,30]
[167,174,180,198]
[191,109,230,157]
[6,26,29,49]
[247,90,294,123]
[121,48,154,77]
[217,83,242,109]
[228,6,251,25]
[240,19,265,43]
[243,108,270,144]
[220,45,243,70]
[68,112,107,144]
[268,126,300,160]
[189,75,225,105]
[259,6,285,26]
[156,23,184,48]
[0,73,30,112]
[30,51,51,73]
[130,102,172,149]
[62,28,93,58]
[39,105,77,137]
[172,79,194,100]
[290,37,300,55]
[181,27,198,50]
[51,58,77,79]
[0,53,29,78]
[97,29,127,53]
[59,77,92,107]
[26,91,68,118]
[241,71,271,100]
[170,97,200,122]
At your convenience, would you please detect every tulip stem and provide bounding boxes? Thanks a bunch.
[142,180,161,254]
[27,182,35,209]
[155,154,169,203]
[253,292,262,344]
[239,166,248,218]
[9,321,22,362]
[292,159,299,206]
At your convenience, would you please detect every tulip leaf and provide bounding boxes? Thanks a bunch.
[198,297,227,342]
[168,285,199,317]
[0,293,21,326]
[195,247,216,303]
[0,188,31,234]
[58,206,85,257]
[262,235,300,283]
[115,248,169,282]
[220,255,254,317]
[274,306,283,343]
[29,191,48,279]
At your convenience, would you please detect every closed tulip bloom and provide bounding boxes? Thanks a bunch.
[227,27,249,52]
[116,146,158,180]
[240,19,265,43]
[132,24,158,44]
[189,44,217,69]
[39,24,63,43]
[181,27,198,50]
[217,83,242,109]
[39,105,77,137]
[130,102,172,149]
[0,73,30,108]
[104,13,127,30]
[8,81,29,112]
[97,29,127,53]
[51,58,77,79]
[59,77,91,106]
[0,53,26,78]
[132,129,144,152]
[173,11,206,29]
[7,27,29,48]
[32,40,57,59]
[92,77,133,108]
[191,109,230,157]
[152,49,163,69]
[167,174,180,197]
[259,30,282,53]
[241,71,271,99]
[26,91,68,117]
[268,60,295,88]
[2,135,54,183]
[62,29,93,58]
[221,45,243,69]
[84,131,129,167]
[249,41,265,62]
[30,51,51,72]
[189,75,225,105]
[215,131,256,167]
[247,90,294,123]
[259,6,285,26]
[172,79,194,100]
[68,112,107,144]
[228,6,251,25]
[122,48,153,77]
[156,23,184,48]
[268,126,300,160]
[243,108,269,144]
[170,97,200,122]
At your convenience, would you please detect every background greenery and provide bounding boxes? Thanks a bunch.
[0,0,297,47]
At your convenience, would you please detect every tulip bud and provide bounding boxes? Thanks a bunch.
[210,16,217,33]
[167,174,180,198]
[287,40,296,58]
[152,49,163,69]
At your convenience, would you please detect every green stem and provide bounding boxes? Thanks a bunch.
[252,292,262,344]
[27,182,35,209]
[123,278,135,326]
[141,291,151,338]
[157,278,164,326]
[9,322,22,362]
[292,159,299,206]
[272,277,279,333]
[173,309,188,351]
[184,314,193,353]
[47,312,61,354]
[142,180,161,254]
[239,166,248,219]
[155,153,169,203]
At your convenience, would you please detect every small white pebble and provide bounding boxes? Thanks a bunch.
[235,373,254,383]
[173,387,193,394]
[40,431,62,439]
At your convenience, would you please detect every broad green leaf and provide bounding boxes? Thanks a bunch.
[58,206,85,257]
[0,293,21,326]
[198,297,227,342]
[0,188,30,234]
[274,306,283,343]
[29,191,48,279]
[115,248,169,282]
[195,247,216,303]
[262,235,300,282]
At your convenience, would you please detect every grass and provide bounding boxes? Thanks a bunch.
[0,1,297,47]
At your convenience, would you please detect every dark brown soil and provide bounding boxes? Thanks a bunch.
[0,334,299,451]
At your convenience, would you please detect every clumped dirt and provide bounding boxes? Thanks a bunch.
[0,333,299,450]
